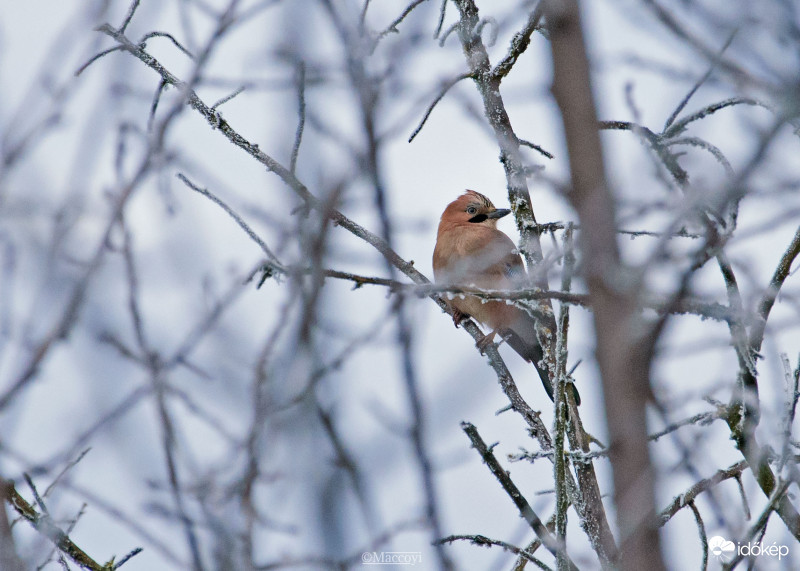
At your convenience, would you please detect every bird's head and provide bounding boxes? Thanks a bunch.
[439,190,511,229]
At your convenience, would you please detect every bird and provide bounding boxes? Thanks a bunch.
[432,190,580,405]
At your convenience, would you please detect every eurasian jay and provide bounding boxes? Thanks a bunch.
[432,190,580,405]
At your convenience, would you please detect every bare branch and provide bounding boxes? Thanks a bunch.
[139,31,195,59]
[4,478,141,570]
[688,501,708,571]
[210,85,245,110]
[519,138,554,159]
[723,479,792,569]
[659,461,749,524]
[662,29,737,132]
[372,0,429,46]
[408,72,474,142]
[290,61,306,173]
[177,173,280,262]
[664,97,767,139]
[750,226,800,353]
[492,4,544,81]
[74,46,125,77]
[119,0,142,33]
[544,1,662,568]
[436,534,549,570]
[460,422,575,567]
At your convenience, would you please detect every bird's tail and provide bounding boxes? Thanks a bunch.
[502,326,581,406]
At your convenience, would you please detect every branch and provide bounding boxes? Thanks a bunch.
[749,225,800,353]
[3,478,142,570]
[662,29,737,132]
[544,1,662,569]
[460,422,575,568]
[492,4,544,81]
[723,479,792,570]
[640,0,753,88]
[658,461,749,524]
[451,0,543,269]
[664,97,766,139]
[436,534,549,570]
[408,72,474,142]
[371,0,428,47]
[687,502,708,571]
[177,173,280,262]
[722,226,800,540]
[93,24,427,289]
[119,0,141,33]
[553,225,574,570]
[290,61,306,173]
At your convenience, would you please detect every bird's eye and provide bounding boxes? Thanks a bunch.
[467,206,477,215]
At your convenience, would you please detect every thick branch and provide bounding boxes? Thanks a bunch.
[543,1,664,569]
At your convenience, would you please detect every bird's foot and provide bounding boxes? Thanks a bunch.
[476,329,498,354]
[451,308,468,328]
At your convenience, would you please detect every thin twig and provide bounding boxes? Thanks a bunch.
[648,410,722,442]
[148,80,168,133]
[290,61,306,173]
[723,479,792,569]
[139,31,195,59]
[359,0,371,27]
[119,0,141,33]
[114,548,145,569]
[664,97,765,139]
[372,0,428,46]
[492,4,544,81]
[177,173,280,263]
[749,226,800,353]
[668,137,733,176]
[519,138,554,159]
[408,72,474,142]
[210,85,246,110]
[433,0,447,38]
[436,534,550,570]
[662,29,737,132]
[659,461,749,524]
[24,474,48,515]
[74,46,125,76]
[43,449,91,498]
[688,501,708,571]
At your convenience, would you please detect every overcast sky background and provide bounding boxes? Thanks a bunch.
[2,0,800,569]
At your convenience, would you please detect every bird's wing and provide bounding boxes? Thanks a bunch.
[434,226,519,286]
[501,251,526,284]
[465,229,523,285]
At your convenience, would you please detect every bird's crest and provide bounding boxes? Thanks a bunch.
[463,190,494,209]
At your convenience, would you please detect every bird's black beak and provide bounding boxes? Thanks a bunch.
[487,208,511,219]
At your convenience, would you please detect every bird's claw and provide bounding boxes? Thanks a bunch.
[476,330,497,354]
[452,308,468,328]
